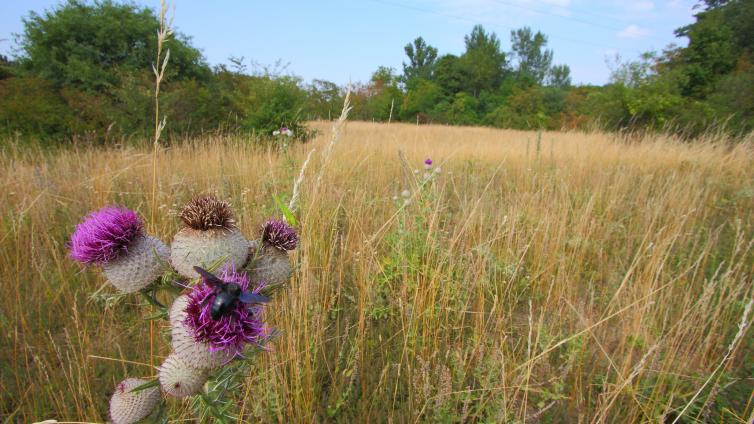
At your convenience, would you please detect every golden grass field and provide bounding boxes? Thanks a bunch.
[1,121,753,423]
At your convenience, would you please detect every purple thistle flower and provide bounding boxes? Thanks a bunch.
[184,266,267,354]
[69,206,144,265]
[262,219,299,251]
[424,158,433,166]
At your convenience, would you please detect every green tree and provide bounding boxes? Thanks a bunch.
[234,75,310,140]
[362,67,403,121]
[460,25,507,96]
[305,79,343,120]
[675,8,738,97]
[17,0,210,91]
[371,66,398,88]
[403,37,438,83]
[510,27,553,85]
[547,64,572,87]
[0,76,76,137]
[698,0,753,53]
[671,0,754,99]
[708,67,754,133]
[607,52,657,88]
[0,54,15,80]
[444,92,479,125]
[485,85,548,130]
[433,54,466,95]
[401,79,443,121]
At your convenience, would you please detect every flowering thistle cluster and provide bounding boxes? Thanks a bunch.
[395,157,442,206]
[272,127,294,137]
[422,157,441,180]
[68,195,299,422]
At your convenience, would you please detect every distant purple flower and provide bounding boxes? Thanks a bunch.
[424,158,433,166]
[262,219,299,251]
[184,266,267,353]
[69,206,143,265]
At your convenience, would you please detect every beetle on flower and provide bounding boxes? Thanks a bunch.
[183,265,268,354]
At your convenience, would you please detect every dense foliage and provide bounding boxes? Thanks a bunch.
[0,0,314,144]
[1,0,752,143]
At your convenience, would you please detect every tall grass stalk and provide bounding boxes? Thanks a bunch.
[150,0,173,227]
[315,88,351,185]
[148,0,173,369]
[288,146,316,212]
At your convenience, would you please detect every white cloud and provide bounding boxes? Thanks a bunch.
[617,24,651,38]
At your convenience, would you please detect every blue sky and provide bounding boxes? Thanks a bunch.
[0,0,700,86]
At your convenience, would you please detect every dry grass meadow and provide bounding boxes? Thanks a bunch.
[1,121,753,423]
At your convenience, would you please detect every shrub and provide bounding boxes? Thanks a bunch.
[19,0,210,91]
[229,75,314,142]
[0,76,75,138]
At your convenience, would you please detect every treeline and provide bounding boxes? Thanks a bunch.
[347,0,753,137]
[1,0,752,144]
[0,0,321,143]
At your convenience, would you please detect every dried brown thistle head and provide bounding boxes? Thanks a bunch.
[179,194,236,231]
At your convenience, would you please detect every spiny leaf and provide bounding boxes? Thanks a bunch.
[129,378,160,393]
[273,194,298,227]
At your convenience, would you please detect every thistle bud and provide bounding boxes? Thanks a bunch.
[158,353,208,398]
[170,195,249,279]
[109,378,160,424]
[247,219,298,286]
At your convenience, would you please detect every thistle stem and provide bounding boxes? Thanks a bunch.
[200,392,230,424]
[140,289,165,310]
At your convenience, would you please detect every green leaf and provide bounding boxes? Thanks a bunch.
[272,194,298,226]
[129,378,160,393]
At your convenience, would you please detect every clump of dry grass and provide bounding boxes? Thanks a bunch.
[0,123,752,422]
